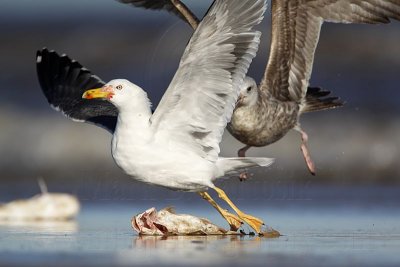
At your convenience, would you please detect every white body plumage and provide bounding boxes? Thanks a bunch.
[109,81,272,191]
[82,0,273,192]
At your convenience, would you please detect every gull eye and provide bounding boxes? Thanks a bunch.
[246,86,252,93]
[116,85,123,90]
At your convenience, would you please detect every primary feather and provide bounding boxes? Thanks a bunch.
[151,1,266,163]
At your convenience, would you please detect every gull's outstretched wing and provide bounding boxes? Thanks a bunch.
[260,0,400,103]
[37,48,118,133]
[119,0,199,28]
[119,0,179,14]
[119,0,199,26]
[119,0,177,12]
[150,0,266,162]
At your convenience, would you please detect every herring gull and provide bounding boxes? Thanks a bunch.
[228,0,400,176]
[38,0,271,234]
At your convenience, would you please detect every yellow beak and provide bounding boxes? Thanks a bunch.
[82,88,112,100]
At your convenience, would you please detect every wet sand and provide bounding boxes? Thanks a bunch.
[0,187,399,267]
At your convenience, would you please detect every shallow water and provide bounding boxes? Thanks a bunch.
[0,187,400,267]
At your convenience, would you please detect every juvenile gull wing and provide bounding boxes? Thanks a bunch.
[37,48,118,133]
[150,0,266,162]
[260,0,400,103]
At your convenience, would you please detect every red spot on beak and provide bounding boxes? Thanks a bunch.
[102,86,114,100]
[107,93,114,100]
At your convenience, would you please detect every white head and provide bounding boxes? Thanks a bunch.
[82,79,151,111]
[237,76,258,107]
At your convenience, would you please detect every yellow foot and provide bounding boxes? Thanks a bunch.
[199,191,243,232]
[220,209,243,231]
[213,187,265,234]
[260,227,281,238]
[238,212,265,234]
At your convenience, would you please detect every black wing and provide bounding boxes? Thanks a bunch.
[119,0,184,18]
[36,48,118,133]
[118,0,200,29]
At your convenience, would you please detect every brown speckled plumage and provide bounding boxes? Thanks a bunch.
[229,90,299,147]
[226,0,400,175]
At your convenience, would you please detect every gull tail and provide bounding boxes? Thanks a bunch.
[216,157,274,176]
[301,87,344,113]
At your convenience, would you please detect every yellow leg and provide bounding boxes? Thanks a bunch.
[199,192,242,231]
[213,187,265,234]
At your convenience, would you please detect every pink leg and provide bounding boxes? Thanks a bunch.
[238,145,251,158]
[238,145,251,181]
[297,128,316,176]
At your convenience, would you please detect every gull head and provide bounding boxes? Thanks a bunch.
[237,77,258,107]
[82,79,149,110]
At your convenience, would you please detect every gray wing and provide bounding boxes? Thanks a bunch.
[150,0,266,162]
[260,0,400,103]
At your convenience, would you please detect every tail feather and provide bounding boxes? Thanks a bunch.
[301,87,344,113]
[216,157,274,176]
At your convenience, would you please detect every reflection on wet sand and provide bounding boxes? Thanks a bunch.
[0,220,78,233]
[130,235,266,265]
[133,235,265,254]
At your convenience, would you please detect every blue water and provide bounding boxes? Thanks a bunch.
[0,187,399,267]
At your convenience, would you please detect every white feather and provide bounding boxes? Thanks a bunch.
[106,0,271,192]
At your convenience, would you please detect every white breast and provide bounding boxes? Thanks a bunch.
[111,114,214,191]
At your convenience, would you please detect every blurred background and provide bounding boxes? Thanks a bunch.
[1,0,400,203]
[1,2,400,266]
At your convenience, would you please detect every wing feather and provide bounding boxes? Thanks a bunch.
[118,0,178,13]
[150,0,266,162]
[260,0,400,103]
[118,0,199,27]
[37,48,118,133]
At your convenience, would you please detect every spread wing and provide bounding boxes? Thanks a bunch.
[118,0,178,13]
[118,0,196,24]
[119,0,199,28]
[150,0,266,162]
[37,48,118,133]
[260,0,400,102]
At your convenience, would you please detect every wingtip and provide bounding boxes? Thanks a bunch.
[36,47,57,64]
[303,87,345,112]
[36,47,47,62]
[36,53,42,63]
